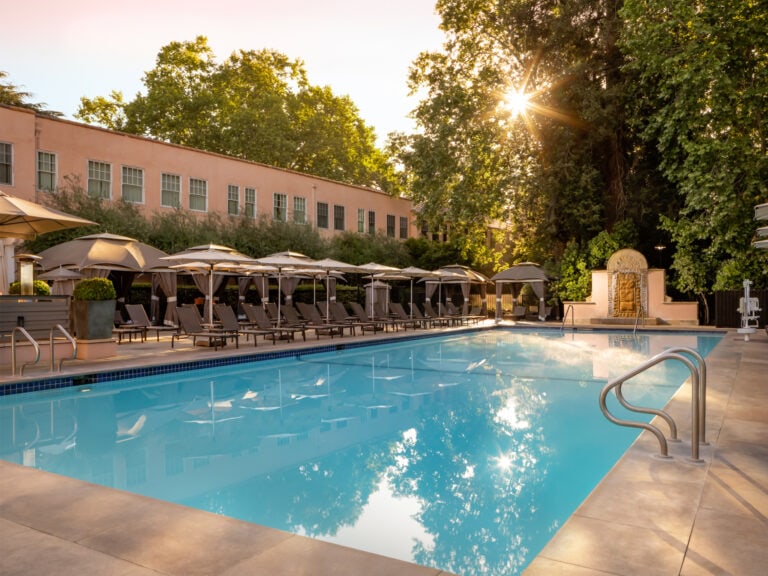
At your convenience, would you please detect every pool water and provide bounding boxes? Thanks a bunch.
[0,329,722,575]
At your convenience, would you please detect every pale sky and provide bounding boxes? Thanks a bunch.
[2,0,444,144]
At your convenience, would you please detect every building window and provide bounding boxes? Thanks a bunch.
[357,209,366,233]
[399,216,408,239]
[245,187,256,218]
[293,196,306,224]
[333,205,345,231]
[316,202,329,229]
[189,178,207,212]
[386,214,396,237]
[121,166,144,203]
[273,193,287,221]
[161,173,181,208]
[368,210,376,234]
[37,151,57,192]
[87,160,111,199]
[0,143,11,185]
[227,184,239,216]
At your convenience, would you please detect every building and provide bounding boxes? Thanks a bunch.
[0,104,416,240]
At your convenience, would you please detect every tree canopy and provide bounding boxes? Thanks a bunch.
[395,0,768,295]
[76,37,400,194]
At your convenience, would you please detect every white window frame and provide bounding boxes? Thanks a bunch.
[245,187,256,218]
[293,196,306,224]
[121,166,144,204]
[357,208,366,233]
[37,151,57,192]
[87,160,111,199]
[189,177,208,212]
[161,173,181,208]
[273,193,287,222]
[0,142,12,186]
[227,184,239,216]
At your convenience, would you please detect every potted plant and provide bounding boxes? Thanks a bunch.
[72,277,117,340]
[9,280,51,296]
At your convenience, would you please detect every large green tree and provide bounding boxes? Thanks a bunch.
[620,0,768,296]
[76,37,400,193]
[395,0,650,270]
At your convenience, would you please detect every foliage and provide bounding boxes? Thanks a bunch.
[328,231,412,267]
[72,278,117,301]
[76,37,401,193]
[8,280,51,296]
[620,0,768,291]
[395,0,643,269]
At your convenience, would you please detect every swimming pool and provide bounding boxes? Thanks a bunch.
[0,328,723,575]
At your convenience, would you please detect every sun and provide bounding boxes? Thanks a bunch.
[502,88,531,118]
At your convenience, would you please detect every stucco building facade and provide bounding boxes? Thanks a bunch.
[0,104,416,240]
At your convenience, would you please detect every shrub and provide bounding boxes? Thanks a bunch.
[8,280,51,296]
[72,277,117,301]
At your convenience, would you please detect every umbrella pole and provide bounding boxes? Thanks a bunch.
[325,272,330,323]
[208,265,214,325]
[277,271,282,328]
[410,278,414,319]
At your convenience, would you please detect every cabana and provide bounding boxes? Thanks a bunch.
[423,264,491,315]
[492,262,549,321]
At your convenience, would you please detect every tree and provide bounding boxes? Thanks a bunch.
[76,37,401,193]
[620,0,768,298]
[396,0,642,270]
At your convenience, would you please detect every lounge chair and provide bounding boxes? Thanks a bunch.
[329,301,377,334]
[389,302,421,329]
[374,301,409,331]
[443,301,469,326]
[295,302,349,338]
[422,302,452,327]
[172,306,238,350]
[215,303,298,345]
[409,303,436,328]
[266,302,281,324]
[242,303,306,343]
[125,303,179,341]
[347,302,389,332]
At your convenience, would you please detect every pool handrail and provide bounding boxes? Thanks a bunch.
[599,347,704,462]
[50,323,77,373]
[561,304,575,332]
[11,326,41,376]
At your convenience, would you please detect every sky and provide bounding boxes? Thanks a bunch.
[2,0,445,144]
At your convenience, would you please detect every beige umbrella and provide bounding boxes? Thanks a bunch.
[255,252,317,326]
[161,245,257,324]
[0,190,96,240]
[355,262,401,319]
[37,266,84,296]
[37,233,169,272]
[311,258,359,321]
[0,190,96,293]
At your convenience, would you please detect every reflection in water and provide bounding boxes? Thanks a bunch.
[0,330,722,576]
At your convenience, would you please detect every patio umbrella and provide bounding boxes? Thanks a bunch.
[37,233,169,272]
[311,258,359,320]
[37,266,84,296]
[0,190,96,293]
[491,262,549,321]
[397,266,436,318]
[355,262,400,318]
[0,190,96,240]
[161,245,257,324]
[255,252,317,326]
[432,265,491,314]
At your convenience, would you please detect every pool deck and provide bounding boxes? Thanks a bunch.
[1,321,766,575]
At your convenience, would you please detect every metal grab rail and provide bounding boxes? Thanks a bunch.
[661,346,708,444]
[599,347,704,462]
[50,324,77,373]
[561,304,575,332]
[633,305,646,334]
[11,327,41,376]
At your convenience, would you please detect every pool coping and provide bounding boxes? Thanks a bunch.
[2,323,764,575]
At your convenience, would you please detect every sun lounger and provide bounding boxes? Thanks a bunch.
[125,303,179,341]
[408,303,437,328]
[241,303,306,343]
[347,302,389,332]
[328,301,377,334]
[295,302,349,338]
[422,302,452,326]
[215,303,299,345]
[172,306,238,350]
[389,302,421,329]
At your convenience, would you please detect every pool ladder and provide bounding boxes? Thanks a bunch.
[561,304,575,332]
[10,324,77,377]
[599,346,707,462]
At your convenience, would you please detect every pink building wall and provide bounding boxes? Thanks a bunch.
[0,104,416,239]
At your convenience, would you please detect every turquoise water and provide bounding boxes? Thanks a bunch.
[0,329,722,575]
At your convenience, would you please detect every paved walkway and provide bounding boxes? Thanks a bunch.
[1,323,766,575]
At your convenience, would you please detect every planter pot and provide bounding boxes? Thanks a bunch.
[72,300,116,340]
